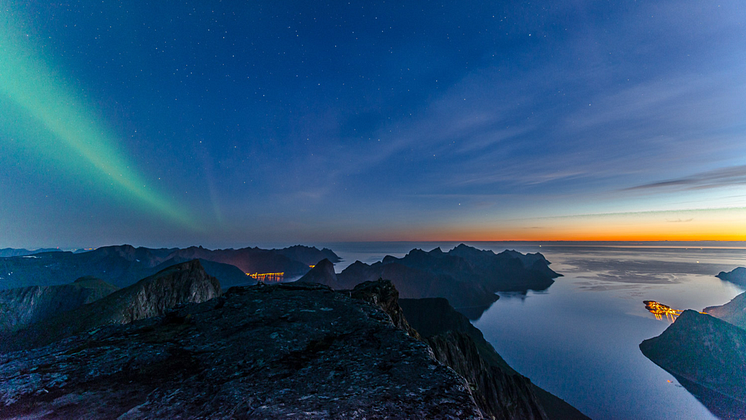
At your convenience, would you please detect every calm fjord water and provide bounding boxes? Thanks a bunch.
[325,242,746,420]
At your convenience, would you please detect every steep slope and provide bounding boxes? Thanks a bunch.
[348,280,421,339]
[0,276,118,332]
[704,291,746,330]
[400,298,590,420]
[0,282,482,419]
[640,310,746,407]
[400,298,515,373]
[0,260,221,352]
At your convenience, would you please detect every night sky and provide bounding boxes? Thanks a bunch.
[1,1,745,248]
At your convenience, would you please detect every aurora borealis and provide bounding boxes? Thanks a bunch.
[0,6,194,229]
[1,1,745,247]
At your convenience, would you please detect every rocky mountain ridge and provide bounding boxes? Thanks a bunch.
[0,259,221,352]
[0,248,63,258]
[0,276,118,332]
[0,244,339,290]
[302,244,560,318]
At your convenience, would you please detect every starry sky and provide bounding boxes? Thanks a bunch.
[1,1,745,248]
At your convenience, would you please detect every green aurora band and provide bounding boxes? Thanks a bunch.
[0,6,194,228]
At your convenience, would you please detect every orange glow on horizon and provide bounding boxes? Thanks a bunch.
[380,227,746,243]
[377,208,746,242]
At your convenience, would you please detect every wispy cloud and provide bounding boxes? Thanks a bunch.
[624,165,746,192]
[528,207,746,221]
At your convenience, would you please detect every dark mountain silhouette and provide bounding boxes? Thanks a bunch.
[0,276,118,332]
[149,258,251,288]
[716,267,746,286]
[704,291,746,330]
[298,258,339,287]
[274,245,341,266]
[0,260,221,352]
[0,248,63,258]
[159,246,306,275]
[640,310,746,417]
[0,244,339,289]
[311,244,559,318]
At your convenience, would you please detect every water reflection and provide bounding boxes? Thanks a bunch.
[671,374,746,420]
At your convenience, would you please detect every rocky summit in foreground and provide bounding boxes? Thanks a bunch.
[0,281,482,419]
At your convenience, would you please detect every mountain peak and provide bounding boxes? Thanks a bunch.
[297,258,339,288]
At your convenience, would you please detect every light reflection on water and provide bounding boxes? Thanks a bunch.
[325,241,746,420]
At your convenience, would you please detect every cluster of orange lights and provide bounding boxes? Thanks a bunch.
[246,272,284,283]
[643,301,683,322]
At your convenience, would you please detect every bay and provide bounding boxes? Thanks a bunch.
[322,241,746,420]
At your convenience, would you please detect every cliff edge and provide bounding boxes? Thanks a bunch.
[0,281,482,419]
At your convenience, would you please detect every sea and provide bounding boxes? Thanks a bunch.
[318,241,746,420]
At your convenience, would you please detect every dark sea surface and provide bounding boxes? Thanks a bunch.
[322,241,746,420]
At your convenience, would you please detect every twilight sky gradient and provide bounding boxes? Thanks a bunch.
[1,1,745,248]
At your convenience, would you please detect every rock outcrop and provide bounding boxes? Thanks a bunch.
[348,280,421,339]
[704,291,746,330]
[640,310,746,415]
[0,281,483,419]
[716,267,746,286]
[0,259,221,352]
[400,298,590,420]
[298,258,340,288]
[0,276,117,332]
